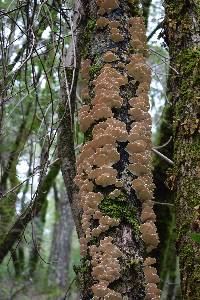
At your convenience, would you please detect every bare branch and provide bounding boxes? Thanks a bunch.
[154,136,172,150]
[152,148,174,165]
[147,22,162,41]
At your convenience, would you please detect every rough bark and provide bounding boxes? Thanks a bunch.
[48,188,74,289]
[164,1,200,299]
[75,1,158,299]
[153,105,181,299]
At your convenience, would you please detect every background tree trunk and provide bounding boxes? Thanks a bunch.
[153,104,182,299]
[164,1,200,299]
[29,199,48,277]
[48,187,74,289]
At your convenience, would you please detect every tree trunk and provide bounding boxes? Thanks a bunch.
[75,1,160,299]
[48,188,74,289]
[164,1,200,299]
[29,199,48,277]
[153,104,182,299]
[57,0,87,238]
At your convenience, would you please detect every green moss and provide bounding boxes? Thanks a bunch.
[128,0,141,16]
[126,88,134,99]
[126,258,140,267]
[180,243,194,262]
[87,19,96,32]
[173,48,200,134]
[99,193,139,233]
[177,220,191,240]
[89,63,102,78]
[122,257,142,275]
[190,232,200,244]
[178,178,200,208]
[82,18,96,58]
[174,137,200,164]
[178,48,200,76]
[174,138,200,208]
[74,257,92,293]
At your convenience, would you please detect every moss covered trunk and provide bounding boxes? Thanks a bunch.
[164,1,200,299]
[153,104,182,299]
[75,1,160,299]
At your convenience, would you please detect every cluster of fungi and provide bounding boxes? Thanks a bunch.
[75,1,160,299]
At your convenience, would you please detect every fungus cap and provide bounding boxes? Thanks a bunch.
[109,20,120,28]
[128,163,150,176]
[144,266,160,284]
[144,257,157,266]
[96,17,109,28]
[110,28,124,42]
[103,51,119,62]
[98,0,119,11]
[126,140,148,153]
[141,206,156,222]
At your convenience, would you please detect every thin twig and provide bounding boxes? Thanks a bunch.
[152,148,174,165]
[154,201,174,207]
[147,22,162,41]
[150,48,179,74]
[154,136,172,150]
[62,277,76,300]
[0,158,60,199]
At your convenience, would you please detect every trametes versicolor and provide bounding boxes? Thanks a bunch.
[75,1,160,299]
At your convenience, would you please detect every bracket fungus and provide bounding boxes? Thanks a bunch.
[109,20,120,29]
[126,16,160,299]
[97,0,120,15]
[128,17,148,54]
[103,51,119,62]
[110,28,124,42]
[96,17,109,28]
[90,237,123,300]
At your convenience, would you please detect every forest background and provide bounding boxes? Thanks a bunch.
[0,0,199,300]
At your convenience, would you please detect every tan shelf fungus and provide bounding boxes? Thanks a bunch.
[126,16,160,300]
